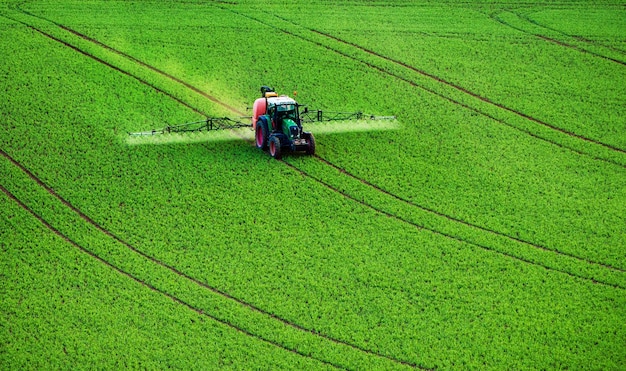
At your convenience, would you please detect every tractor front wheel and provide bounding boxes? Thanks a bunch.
[269,135,282,160]
[255,120,268,150]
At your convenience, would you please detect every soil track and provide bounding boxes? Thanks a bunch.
[56,23,246,116]
[281,160,626,291]
[10,3,244,116]
[9,8,626,284]
[6,17,204,116]
[519,12,626,55]
[490,10,626,67]
[0,184,343,370]
[315,156,626,274]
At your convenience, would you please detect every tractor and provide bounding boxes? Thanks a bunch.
[252,86,315,159]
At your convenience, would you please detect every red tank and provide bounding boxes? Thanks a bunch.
[252,98,266,130]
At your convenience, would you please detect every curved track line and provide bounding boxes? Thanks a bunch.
[46,14,626,275]
[2,15,204,116]
[279,161,625,290]
[19,11,626,282]
[0,18,425,370]
[1,152,422,368]
[9,3,244,116]
[55,22,245,116]
[270,14,626,155]
[515,9,626,57]
[490,10,626,67]
[314,156,626,274]
[0,184,343,370]
[522,15,626,56]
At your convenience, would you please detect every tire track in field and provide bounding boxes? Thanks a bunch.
[0,184,343,370]
[266,14,626,157]
[35,11,626,276]
[519,13,626,56]
[489,9,626,66]
[1,16,425,370]
[314,156,626,274]
[520,9,626,56]
[278,161,626,292]
[0,149,426,369]
[8,3,244,116]
[1,14,205,117]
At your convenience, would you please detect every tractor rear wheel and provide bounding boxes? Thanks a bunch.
[255,120,268,150]
[303,132,316,155]
[269,135,282,160]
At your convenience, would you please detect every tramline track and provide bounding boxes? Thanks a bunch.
[314,155,626,275]
[0,184,345,371]
[517,11,626,56]
[5,10,626,282]
[278,160,626,291]
[10,1,244,115]
[490,10,626,67]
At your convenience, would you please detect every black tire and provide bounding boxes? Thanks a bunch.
[269,135,282,160]
[255,119,268,150]
[303,132,315,155]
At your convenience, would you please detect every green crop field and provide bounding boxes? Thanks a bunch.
[1,0,625,369]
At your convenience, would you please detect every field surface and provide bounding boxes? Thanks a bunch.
[1,0,625,369]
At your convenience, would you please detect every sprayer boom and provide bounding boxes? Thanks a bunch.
[129,117,252,136]
[128,86,396,159]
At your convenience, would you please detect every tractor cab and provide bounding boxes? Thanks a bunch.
[268,100,300,136]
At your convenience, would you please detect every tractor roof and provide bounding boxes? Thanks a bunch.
[267,95,297,106]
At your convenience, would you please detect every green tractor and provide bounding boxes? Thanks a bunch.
[252,86,315,159]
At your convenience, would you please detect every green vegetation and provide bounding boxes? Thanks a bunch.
[1,0,625,369]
